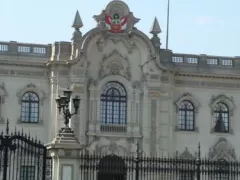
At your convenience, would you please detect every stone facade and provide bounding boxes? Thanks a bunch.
[0,0,239,160]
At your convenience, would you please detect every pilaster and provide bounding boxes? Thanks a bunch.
[49,67,59,140]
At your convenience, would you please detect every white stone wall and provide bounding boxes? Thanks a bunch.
[0,65,51,143]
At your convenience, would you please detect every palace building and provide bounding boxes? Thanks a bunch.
[0,0,238,161]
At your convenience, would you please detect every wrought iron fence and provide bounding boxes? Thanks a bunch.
[79,149,240,180]
[0,120,52,180]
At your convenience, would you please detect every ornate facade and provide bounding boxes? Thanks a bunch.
[0,0,239,161]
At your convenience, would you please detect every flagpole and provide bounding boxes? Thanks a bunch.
[166,0,170,49]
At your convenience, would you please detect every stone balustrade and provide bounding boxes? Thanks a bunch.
[172,53,236,67]
[0,40,239,72]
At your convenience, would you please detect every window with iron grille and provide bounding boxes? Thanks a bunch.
[213,103,229,133]
[222,59,233,66]
[20,166,35,180]
[172,56,184,63]
[178,101,195,131]
[100,82,127,125]
[187,57,198,64]
[207,58,218,65]
[21,92,39,123]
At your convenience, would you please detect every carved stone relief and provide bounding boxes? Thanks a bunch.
[179,147,195,159]
[0,82,8,104]
[175,92,200,113]
[98,49,132,80]
[70,84,85,93]
[132,81,140,89]
[98,141,128,155]
[148,89,168,97]
[209,138,236,161]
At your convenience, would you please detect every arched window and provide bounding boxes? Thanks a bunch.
[21,92,39,123]
[178,101,195,131]
[213,102,229,133]
[100,82,127,125]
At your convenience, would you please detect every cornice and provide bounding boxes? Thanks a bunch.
[175,72,240,80]
[0,60,46,68]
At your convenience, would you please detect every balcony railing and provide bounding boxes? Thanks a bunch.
[100,123,127,133]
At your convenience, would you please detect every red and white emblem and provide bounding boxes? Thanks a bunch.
[105,13,127,33]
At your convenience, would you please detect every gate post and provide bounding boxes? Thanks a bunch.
[46,127,83,180]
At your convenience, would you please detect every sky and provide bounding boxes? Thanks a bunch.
[0,0,239,56]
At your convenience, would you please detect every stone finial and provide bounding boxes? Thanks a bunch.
[150,17,161,49]
[150,17,161,35]
[72,10,83,29]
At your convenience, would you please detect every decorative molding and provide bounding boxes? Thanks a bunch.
[148,89,168,97]
[175,78,240,90]
[132,81,140,89]
[0,82,8,104]
[150,100,157,157]
[71,83,85,93]
[179,147,195,159]
[175,92,200,113]
[16,83,47,105]
[209,137,236,161]
[209,94,235,115]
[16,83,47,124]
[97,141,128,155]
[98,49,131,80]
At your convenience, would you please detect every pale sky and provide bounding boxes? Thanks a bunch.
[1,0,239,56]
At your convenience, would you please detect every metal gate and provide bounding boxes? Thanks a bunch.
[0,121,52,180]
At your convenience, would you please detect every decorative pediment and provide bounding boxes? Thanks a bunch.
[175,92,200,112]
[16,83,47,105]
[0,82,8,104]
[99,49,131,80]
[209,138,236,161]
[179,147,195,159]
[209,94,235,115]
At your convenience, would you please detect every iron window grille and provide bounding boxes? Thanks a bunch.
[20,92,39,123]
[100,82,127,125]
[178,101,195,131]
[213,102,229,133]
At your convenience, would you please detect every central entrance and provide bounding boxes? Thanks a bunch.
[97,155,126,180]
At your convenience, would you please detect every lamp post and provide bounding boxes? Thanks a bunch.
[55,88,80,130]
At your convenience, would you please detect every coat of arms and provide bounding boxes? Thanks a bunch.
[104,13,127,33]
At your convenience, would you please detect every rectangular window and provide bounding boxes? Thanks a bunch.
[17,46,31,53]
[172,56,184,63]
[20,166,35,180]
[0,44,8,52]
[187,57,198,64]
[207,58,218,65]
[222,59,233,66]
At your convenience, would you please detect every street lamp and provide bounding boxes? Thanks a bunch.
[55,88,80,128]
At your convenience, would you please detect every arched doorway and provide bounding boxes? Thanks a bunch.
[97,155,126,180]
